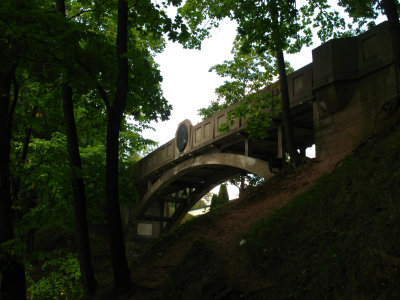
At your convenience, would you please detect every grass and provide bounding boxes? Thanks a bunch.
[244,124,400,299]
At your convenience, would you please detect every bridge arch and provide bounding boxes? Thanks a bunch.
[133,153,273,223]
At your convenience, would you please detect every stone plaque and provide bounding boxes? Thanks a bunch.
[176,123,188,152]
[137,223,153,236]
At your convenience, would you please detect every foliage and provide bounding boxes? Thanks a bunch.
[1,0,198,295]
[337,0,383,29]
[220,87,282,139]
[198,39,286,139]
[202,192,213,205]
[198,39,279,119]
[210,184,229,211]
[228,173,264,195]
[27,252,83,299]
[192,199,207,210]
[209,194,219,211]
[218,184,229,204]
[181,0,349,56]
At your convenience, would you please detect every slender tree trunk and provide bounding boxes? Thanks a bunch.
[62,84,98,297]
[276,49,299,161]
[239,175,245,198]
[56,0,98,297]
[0,56,26,299]
[105,0,132,292]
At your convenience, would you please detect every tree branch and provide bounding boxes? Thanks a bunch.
[74,57,112,114]
[97,84,111,113]
[68,9,96,20]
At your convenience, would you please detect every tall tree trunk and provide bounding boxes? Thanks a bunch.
[0,56,26,299]
[381,0,400,27]
[276,49,299,161]
[62,84,98,297]
[105,0,132,292]
[56,0,98,297]
[381,0,400,61]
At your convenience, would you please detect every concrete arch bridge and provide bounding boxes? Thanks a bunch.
[127,22,400,238]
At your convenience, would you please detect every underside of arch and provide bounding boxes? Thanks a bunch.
[133,153,273,222]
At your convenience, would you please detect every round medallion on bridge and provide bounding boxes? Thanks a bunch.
[177,123,189,153]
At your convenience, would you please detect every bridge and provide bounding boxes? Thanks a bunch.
[126,21,400,239]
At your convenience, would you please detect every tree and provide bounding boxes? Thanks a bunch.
[0,50,27,300]
[1,0,197,297]
[0,1,47,297]
[101,0,134,291]
[192,199,207,210]
[210,194,219,211]
[55,0,98,296]
[86,0,191,292]
[218,184,229,204]
[210,184,230,210]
